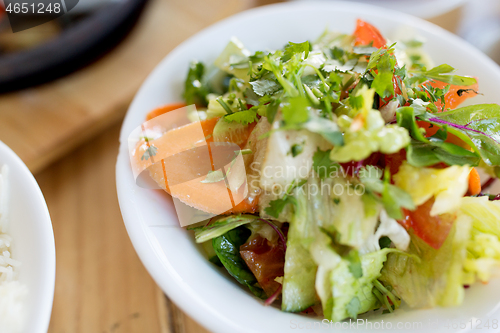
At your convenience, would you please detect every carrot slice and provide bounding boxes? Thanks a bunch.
[146,102,187,121]
[353,19,386,48]
[133,116,258,216]
[468,167,481,196]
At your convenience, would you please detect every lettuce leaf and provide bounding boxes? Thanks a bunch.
[190,215,258,243]
[380,213,472,308]
[393,162,471,216]
[329,177,381,248]
[327,248,396,321]
[460,196,500,283]
[360,209,410,255]
[213,38,251,81]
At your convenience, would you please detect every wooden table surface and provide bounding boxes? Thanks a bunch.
[12,2,462,332]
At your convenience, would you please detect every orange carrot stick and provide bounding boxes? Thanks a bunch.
[468,167,481,196]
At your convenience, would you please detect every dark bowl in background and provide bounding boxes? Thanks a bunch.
[0,0,149,93]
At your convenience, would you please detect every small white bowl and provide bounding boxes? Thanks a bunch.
[117,2,500,332]
[0,141,55,333]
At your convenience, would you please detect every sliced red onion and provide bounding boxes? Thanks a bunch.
[264,284,282,306]
[428,117,499,143]
[205,216,217,227]
[354,159,364,175]
[259,218,287,252]
[482,177,497,190]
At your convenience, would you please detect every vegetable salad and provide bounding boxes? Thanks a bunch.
[139,19,500,321]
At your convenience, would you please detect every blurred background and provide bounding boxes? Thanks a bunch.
[0,0,498,332]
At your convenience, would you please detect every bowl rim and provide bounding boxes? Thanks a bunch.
[0,140,55,333]
[116,1,500,332]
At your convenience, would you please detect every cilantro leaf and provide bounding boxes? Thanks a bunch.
[265,99,280,124]
[359,166,415,219]
[250,73,281,96]
[141,145,157,161]
[379,236,392,249]
[371,51,395,98]
[264,180,306,218]
[410,64,477,86]
[290,144,303,157]
[372,71,394,98]
[303,116,344,146]
[313,148,339,179]
[265,196,297,219]
[183,61,209,106]
[282,96,310,125]
[224,110,258,124]
[381,169,415,220]
[282,41,311,62]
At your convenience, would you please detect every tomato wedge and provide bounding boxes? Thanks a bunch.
[384,149,407,177]
[353,19,386,48]
[400,198,455,249]
[428,80,479,111]
[240,235,285,297]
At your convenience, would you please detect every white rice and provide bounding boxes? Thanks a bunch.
[0,165,28,333]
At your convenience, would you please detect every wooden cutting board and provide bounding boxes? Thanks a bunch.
[0,0,254,173]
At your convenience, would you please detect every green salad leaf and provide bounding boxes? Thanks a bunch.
[396,106,482,167]
[424,104,500,166]
[224,110,258,124]
[212,227,266,298]
[359,166,415,219]
[312,148,339,179]
[282,41,311,62]
[409,64,477,86]
[381,214,472,308]
[183,61,209,106]
[190,215,259,243]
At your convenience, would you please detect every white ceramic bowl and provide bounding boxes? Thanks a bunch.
[0,141,55,333]
[116,2,500,332]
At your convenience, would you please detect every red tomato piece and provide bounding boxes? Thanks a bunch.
[428,80,479,111]
[404,198,456,249]
[240,235,285,297]
[353,19,386,48]
[384,149,407,177]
